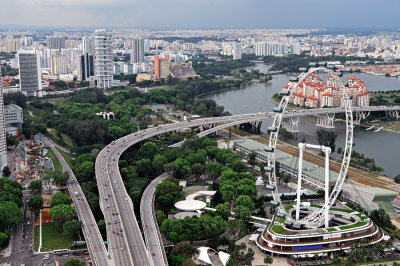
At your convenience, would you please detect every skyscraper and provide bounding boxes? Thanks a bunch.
[232,43,242,60]
[154,55,169,80]
[5,36,20,53]
[82,36,95,54]
[46,36,67,50]
[94,29,113,89]
[18,50,43,97]
[77,53,94,81]
[0,84,7,170]
[131,38,145,63]
[51,55,68,75]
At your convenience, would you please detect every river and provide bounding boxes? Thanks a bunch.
[200,68,400,178]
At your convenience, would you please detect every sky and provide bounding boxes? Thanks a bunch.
[2,0,400,30]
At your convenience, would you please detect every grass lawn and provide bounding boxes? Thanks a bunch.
[40,222,70,252]
[278,217,286,223]
[34,225,40,251]
[284,204,293,212]
[339,221,367,230]
[46,149,62,172]
[46,127,75,150]
[57,148,75,169]
[271,225,285,234]
[330,207,354,213]
[327,228,337,232]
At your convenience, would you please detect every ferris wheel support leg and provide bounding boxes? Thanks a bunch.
[324,147,331,228]
[296,143,305,221]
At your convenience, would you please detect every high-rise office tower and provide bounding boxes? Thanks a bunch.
[51,54,68,74]
[131,38,144,63]
[46,36,67,50]
[82,36,95,54]
[154,55,169,80]
[18,50,43,97]
[94,29,113,88]
[77,53,94,81]
[0,84,7,170]
[232,43,242,60]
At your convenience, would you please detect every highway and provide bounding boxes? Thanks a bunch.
[140,173,170,266]
[40,135,110,266]
[95,105,400,265]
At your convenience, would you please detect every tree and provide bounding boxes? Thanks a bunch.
[236,195,255,210]
[74,161,95,182]
[0,232,9,249]
[264,255,273,265]
[97,219,106,240]
[155,210,167,225]
[50,192,72,208]
[29,179,42,195]
[28,195,43,215]
[248,151,257,167]
[138,142,159,159]
[136,158,153,178]
[158,194,175,213]
[172,158,191,179]
[191,163,205,178]
[63,221,82,241]
[395,174,400,184]
[231,160,247,173]
[6,133,19,147]
[0,201,23,231]
[216,203,231,220]
[64,259,85,266]
[53,172,69,187]
[220,180,236,202]
[0,178,23,207]
[49,204,75,231]
[156,179,180,197]
[317,129,337,153]
[282,174,291,185]
[206,163,221,180]
[2,166,11,177]
[75,154,95,165]
[152,154,167,175]
[234,205,251,223]
[171,241,199,258]
[237,178,257,199]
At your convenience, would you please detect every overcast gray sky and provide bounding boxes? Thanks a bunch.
[2,0,400,29]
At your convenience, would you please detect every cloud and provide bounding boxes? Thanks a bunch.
[0,0,399,29]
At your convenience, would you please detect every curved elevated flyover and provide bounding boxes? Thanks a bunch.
[40,135,109,266]
[95,105,400,265]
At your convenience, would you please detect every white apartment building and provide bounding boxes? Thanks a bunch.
[94,29,113,89]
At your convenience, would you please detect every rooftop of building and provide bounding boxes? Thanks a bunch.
[235,139,339,183]
[4,104,22,110]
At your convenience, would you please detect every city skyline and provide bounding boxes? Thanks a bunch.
[3,0,400,30]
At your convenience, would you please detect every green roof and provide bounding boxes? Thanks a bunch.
[375,201,396,214]
[343,183,398,202]
[236,139,339,183]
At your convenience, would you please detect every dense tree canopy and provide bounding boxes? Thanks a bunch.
[49,204,75,231]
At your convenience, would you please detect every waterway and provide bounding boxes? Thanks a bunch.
[201,67,400,178]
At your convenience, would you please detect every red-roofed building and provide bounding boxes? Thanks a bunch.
[286,74,369,108]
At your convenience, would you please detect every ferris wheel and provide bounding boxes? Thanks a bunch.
[265,67,354,229]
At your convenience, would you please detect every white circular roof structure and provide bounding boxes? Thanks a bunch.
[174,200,206,212]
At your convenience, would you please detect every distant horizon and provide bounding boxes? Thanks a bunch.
[1,25,400,34]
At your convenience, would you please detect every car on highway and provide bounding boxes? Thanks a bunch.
[112,230,115,234]
[21,247,24,252]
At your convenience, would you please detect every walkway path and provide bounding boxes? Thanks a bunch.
[38,211,42,253]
